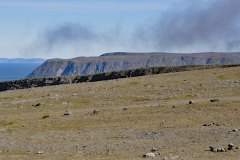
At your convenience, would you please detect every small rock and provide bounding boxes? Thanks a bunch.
[232,128,238,132]
[210,99,219,102]
[143,152,157,158]
[203,122,221,127]
[209,146,218,152]
[229,143,234,147]
[37,151,44,154]
[122,108,128,111]
[151,147,158,152]
[62,102,69,105]
[214,123,220,126]
[93,110,99,114]
[228,143,234,150]
[64,111,72,116]
[228,128,238,133]
[33,103,41,107]
[42,115,49,119]
[217,147,226,152]
[188,100,193,104]
[90,110,100,115]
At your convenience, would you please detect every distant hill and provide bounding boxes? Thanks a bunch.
[0,58,45,63]
[26,52,240,78]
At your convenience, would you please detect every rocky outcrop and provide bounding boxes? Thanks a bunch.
[26,52,240,78]
[1,64,239,92]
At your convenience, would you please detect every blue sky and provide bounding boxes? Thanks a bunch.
[0,0,239,58]
[0,0,167,58]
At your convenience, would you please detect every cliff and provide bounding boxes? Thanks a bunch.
[26,52,240,78]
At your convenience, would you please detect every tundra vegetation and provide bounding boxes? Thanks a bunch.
[0,66,240,159]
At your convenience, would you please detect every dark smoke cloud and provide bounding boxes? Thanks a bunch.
[25,23,130,58]
[26,0,240,58]
[43,23,98,51]
[136,0,240,52]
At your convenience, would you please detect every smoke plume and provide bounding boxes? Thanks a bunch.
[26,0,240,58]
[136,0,240,52]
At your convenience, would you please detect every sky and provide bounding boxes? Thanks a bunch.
[0,0,240,58]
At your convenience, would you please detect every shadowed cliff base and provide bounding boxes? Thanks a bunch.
[0,64,240,92]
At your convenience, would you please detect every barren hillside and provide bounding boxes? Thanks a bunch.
[0,66,240,159]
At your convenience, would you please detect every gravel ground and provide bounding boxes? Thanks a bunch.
[0,66,240,159]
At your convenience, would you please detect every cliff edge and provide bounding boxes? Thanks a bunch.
[27,52,240,78]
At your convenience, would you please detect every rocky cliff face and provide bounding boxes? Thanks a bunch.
[27,52,240,78]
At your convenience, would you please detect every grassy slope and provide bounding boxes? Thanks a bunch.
[0,66,240,159]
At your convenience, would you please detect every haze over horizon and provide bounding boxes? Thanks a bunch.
[0,0,240,59]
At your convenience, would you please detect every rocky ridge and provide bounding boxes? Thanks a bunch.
[26,52,240,78]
